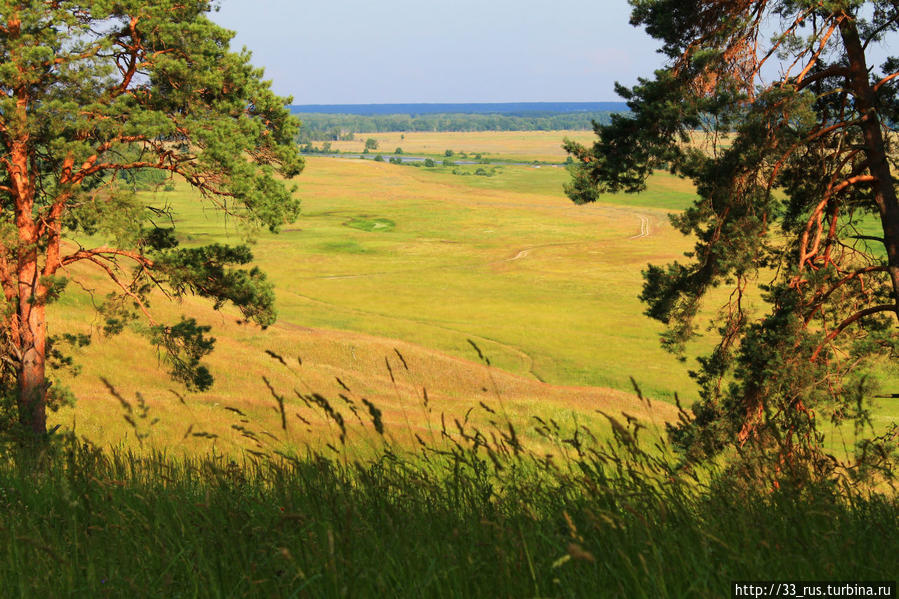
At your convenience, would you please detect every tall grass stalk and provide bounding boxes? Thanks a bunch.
[1,375,897,598]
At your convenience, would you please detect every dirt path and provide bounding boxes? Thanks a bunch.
[629,214,651,239]
[504,211,652,264]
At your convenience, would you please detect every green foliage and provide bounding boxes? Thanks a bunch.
[364,137,379,150]
[295,111,621,141]
[373,154,384,162]
[0,0,304,428]
[153,244,277,327]
[567,1,899,469]
[149,318,215,391]
[423,158,436,167]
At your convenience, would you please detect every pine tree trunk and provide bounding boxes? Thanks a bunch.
[15,263,47,437]
[840,18,899,319]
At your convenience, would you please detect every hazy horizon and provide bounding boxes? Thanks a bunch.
[286,101,628,114]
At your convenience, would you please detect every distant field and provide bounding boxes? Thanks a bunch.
[327,130,599,162]
[47,131,896,451]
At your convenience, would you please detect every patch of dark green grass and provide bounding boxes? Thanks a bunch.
[344,217,396,233]
[315,240,372,254]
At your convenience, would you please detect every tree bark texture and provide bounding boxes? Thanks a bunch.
[840,17,899,319]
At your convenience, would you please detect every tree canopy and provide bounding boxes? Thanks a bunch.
[566,0,899,468]
[293,111,621,142]
[0,1,303,435]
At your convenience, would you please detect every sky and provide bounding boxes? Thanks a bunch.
[210,0,666,104]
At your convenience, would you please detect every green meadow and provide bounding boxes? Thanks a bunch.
[43,131,897,451]
[255,157,703,395]
[43,132,706,449]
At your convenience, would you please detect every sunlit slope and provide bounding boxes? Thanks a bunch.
[49,262,678,452]
[48,153,895,451]
[41,130,715,450]
[328,130,599,162]
[153,156,706,401]
[46,153,703,448]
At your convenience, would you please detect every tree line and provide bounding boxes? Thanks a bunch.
[294,111,620,142]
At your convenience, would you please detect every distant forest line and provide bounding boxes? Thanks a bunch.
[290,103,629,141]
[289,102,628,115]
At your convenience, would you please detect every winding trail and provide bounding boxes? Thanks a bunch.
[629,214,651,239]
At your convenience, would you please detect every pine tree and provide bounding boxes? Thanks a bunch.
[0,1,303,435]
[567,1,899,465]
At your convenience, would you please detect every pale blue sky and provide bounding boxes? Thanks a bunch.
[210,0,665,104]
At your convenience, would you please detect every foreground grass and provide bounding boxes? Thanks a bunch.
[1,434,897,598]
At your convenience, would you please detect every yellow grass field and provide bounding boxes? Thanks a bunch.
[327,130,599,162]
[45,131,896,453]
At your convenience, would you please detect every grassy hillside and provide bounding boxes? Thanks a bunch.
[17,132,896,599]
[46,131,896,451]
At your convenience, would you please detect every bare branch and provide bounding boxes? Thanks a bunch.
[61,247,154,268]
[811,304,898,361]
[71,256,157,326]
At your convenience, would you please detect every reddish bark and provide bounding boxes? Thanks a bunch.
[840,18,899,321]
[16,276,48,436]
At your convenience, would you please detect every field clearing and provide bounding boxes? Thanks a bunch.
[326,130,599,162]
[49,153,695,451]
[47,131,897,450]
[51,282,678,453]
[184,156,709,396]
